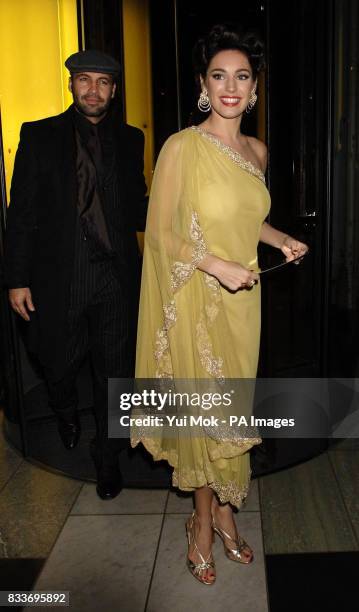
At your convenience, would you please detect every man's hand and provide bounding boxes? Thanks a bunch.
[9,288,35,321]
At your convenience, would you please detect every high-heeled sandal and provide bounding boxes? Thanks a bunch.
[185,512,216,585]
[212,514,253,564]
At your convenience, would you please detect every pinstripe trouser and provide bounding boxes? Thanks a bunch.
[47,231,136,460]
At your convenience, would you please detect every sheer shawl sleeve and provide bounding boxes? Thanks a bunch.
[135,131,212,378]
[145,133,207,290]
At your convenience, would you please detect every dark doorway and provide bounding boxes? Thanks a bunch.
[262,0,334,377]
[150,0,334,378]
[329,0,359,378]
[150,0,265,155]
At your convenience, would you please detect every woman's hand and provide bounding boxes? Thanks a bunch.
[199,255,259,291]
[260,223,309,263]
[280,235,309,262]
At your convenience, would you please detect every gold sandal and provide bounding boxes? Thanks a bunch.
[212,515,253,564]
[185,512,216,585]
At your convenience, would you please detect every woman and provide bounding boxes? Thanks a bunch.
[131,24,308,584]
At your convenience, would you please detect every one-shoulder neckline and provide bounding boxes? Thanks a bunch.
[190,125,266,183]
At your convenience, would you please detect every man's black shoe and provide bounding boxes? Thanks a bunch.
[90,440,123,500]
[96,467,123,500]
[57,414,81,450]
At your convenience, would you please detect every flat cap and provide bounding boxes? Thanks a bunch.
[65,50,121,75]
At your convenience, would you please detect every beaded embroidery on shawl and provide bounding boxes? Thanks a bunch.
[154,210,225,379]
[170,211,207,292]
[196,273,224,380]
[196,315,224,379]
[172,470,252,508]
[191,126,266,183]
[154,301,176,378]
[155,211,208,378]
[209,478,250,508]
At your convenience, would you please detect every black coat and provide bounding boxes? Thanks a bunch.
[4,106,147,373]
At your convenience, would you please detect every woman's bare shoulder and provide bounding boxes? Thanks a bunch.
[246,136,268,172]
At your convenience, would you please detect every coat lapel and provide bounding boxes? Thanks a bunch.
[58,107,78,213]
[49,108,78,269]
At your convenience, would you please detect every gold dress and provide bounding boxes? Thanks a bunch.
[131,126,271,508]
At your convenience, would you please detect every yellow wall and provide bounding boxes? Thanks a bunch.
[122,0,154,187]
[0,0,153,202]
[0,0,78,202]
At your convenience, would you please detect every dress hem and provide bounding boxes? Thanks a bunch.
[131,436,258,509]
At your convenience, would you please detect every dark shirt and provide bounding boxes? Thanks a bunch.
[71,104,116,261]
[71,103,116,182]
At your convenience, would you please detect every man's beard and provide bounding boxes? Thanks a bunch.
[73,94,112,118]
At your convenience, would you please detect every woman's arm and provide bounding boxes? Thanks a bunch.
[259,221,289,249]
[198,254,259,291]
[260,221,309,261]
[249,137,309,262]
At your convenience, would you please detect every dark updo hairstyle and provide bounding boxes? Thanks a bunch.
[192,23,265,84]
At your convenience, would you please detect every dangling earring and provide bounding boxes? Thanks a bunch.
[198,90,211,112]
[245,89,257,114]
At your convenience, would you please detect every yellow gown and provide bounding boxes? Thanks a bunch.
[131,126,271,508]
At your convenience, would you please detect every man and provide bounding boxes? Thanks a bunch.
[4,50,147,499]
